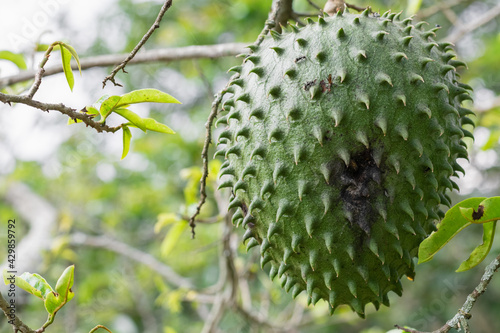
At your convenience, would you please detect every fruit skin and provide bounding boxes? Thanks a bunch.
[216,9,473,317]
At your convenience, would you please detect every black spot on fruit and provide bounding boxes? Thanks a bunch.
[339,149,383,234]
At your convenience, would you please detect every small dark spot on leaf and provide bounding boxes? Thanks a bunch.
[247,222,255,229]
[472,205,484,220]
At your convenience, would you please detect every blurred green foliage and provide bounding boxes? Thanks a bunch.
[1,0,500,332]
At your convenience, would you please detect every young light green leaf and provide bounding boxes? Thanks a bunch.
[160,222,188,258]
[42,265,76,314]
[122,126,132,159]
[113,108,147,132]
[2,270,46,297]
[155,213,180,233]
[459,196,500,224]
[418,197,486,264]
[456,221,497,272]
[4,271,54,299]
[36,44,50,52]
[55,265,74,299]
[0,51,27,70]
[99,95,121,121]
[92,95,111,112]
[67,118,82,125]
[142,118,175,134]
[117,89,181,108]
[61,46,75,91]
[60,43,81,74]
[85,106,100,117]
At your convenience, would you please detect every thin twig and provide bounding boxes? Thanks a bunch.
[346,2,366,12]
[0,92,121,133]
[417,0,471,20]
[188,0,284,238]
[395,252,500,333]
[442,8,458,25]
[256,0,283,45]
[27,42,58,98]
[445,2,500,44]
[102,0,173,88]
[306,0,322,11]
[0,291,35,333]
[187,76,237,238]
[200,214,236,333]
[69,232,194,290]
[0,43,247,90]
[180,214,221,224]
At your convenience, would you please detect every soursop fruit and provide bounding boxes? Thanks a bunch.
[215,9,474,316]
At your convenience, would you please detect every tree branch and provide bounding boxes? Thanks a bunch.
[396,252,500,333]
[417,0,472,20]
[102,0,173,87]
[27,43,57,99]
[0,291,34,333]
[0,43,247,90]
[306,0,322,11]
[0,92,122,134]
[445,2,500,44]
[346,3,367,12]
[69,232,194,290]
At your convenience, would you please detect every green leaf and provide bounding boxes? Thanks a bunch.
[407,0,423,15]
[99,95,121,121]
[36,44,50,52]
[61,46,75,91]
[418,197,486,264]
[55,265,74,299]
[113,108,147,132]
[122,126,132,159]
[85,106,100,116]
[2,270,54,299]
[459,196,500,224]
[0,51,27,70]
[155,213,180,233]
[60,43,81,74]
[160,222,188,258]
[67,118,82,125]
[42,265,75,314]
[142,118,175,134]
[456,221,497,272]
[117,89,181,108]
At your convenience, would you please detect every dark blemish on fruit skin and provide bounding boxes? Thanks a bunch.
[241,202,248,216]
[326,149,384,235]
[472,205,484,220]
[295,56,306,63]
[323,130,332,142]
[304,80,317,90]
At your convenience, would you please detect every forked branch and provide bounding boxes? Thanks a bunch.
[396,253,500,333]
[102,0,173,87]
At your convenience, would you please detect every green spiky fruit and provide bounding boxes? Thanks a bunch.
[216,9,474,316]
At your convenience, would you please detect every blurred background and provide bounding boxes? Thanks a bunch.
[0,0,499,332]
